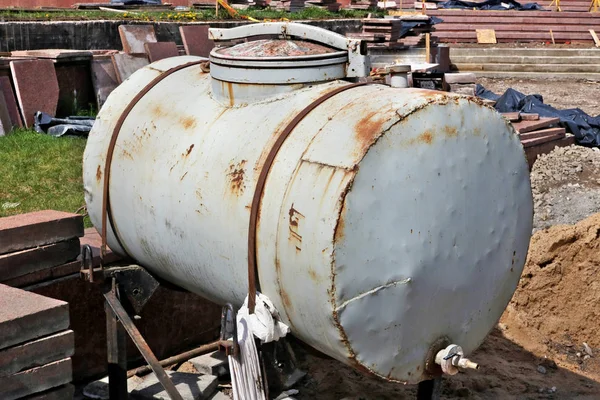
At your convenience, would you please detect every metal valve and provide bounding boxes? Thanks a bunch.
[434,344,480,375]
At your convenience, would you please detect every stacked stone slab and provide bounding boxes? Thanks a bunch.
[269,0,305,12]
[444,72,477,95]
[0,284,74,400]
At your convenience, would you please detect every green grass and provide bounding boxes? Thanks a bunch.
[0,129,90,226]
[0,7,383,22]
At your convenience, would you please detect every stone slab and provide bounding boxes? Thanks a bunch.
[0,330,74,376]
[180,25,214,58]
[119,25,158,55]
[0,358,72,400]
[10,60,59,128]
[525,134,575,170]
[130,371,218,400]
[0,89,12,136]
[0,210,84,255]
[145,42,179,63]
[55,62,96,117]
[513,117,560,134]
[189,351,229,377]
[0,76,23,128]
[0,284,69,350]
[448,83,475,96]
[23,384,75,400]
[444,72,476,84]
[11,50,93,62]
[0,238,80,282]
[91,56,119,110]
[111,52,150,83]
[208,392,231,400]
[521,113,539,121]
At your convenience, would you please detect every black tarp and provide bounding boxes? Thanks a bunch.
[34,112,95,137]
[439,0,542,10]
[476,85,600,147]
[399,16,443,38]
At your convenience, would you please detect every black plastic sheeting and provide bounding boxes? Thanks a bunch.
[399,16,443,37]
[439,0,542,10]
[476,85,600,147]
[111,0,162,5]
[34,112,95,137]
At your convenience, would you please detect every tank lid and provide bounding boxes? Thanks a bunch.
[208,23,371,85]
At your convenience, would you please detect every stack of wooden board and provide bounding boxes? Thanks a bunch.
[0,284,74,400]
[502,112,566,148]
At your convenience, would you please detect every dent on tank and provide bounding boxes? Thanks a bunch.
[82,21,533,398]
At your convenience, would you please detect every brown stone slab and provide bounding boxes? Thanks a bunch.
[521,131,565,148]
[513,117,560,134]
[11,50,93,62]
[0,358,72,400]
[0,90,12,136]
[9,60,59,128]
[91,56,119,110]
[0,330,74,376]
[0,238,80,282]
[501,112,521,122]
[180,25,214,58]
[0,210,84,255]
[0,284,69,350]
[144,42,179,63]
[519,127,565,141]
[24,384,75,400]
[111,52,150,83]
[0,76,23,129]
[520,113,539,121]
[4,228,121,289]
[118,25,157,55]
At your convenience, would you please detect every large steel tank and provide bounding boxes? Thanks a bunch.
[83,23,533,384]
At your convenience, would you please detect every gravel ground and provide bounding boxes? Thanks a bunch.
[531,145,600,231]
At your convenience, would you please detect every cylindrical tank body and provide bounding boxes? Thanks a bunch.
[83,55,533,384]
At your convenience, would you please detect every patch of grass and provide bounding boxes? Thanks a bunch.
[0,7,382,22]
[0,129,90,226]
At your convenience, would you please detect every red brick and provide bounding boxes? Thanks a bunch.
[118,25,157,55]
[180,25,214,58]
[0,210,83,255]
[9,60,59,128]
[0,358,71,400]
[144,42,180,63]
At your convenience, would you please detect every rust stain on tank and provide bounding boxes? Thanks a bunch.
[96,165,102,182]
[308,268,319,283]
[180,116,197,130]
[151,104,166,118]
[122,149,134,160]
[227,160,246,195]
[444,126,458,138]
[354,110,387,155]
[183,144,195,157]
[226,82,234,107]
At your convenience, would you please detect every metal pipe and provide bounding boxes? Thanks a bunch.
[127,341,221,378]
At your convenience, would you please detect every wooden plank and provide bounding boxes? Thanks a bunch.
[513,117,560,134]
[519,127,566,140]
[476,29,497,44]
[590,30,600,47]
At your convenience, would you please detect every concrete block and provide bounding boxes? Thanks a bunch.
[145,42,179,63]
[23,384,74,400]
[0,358,72,400]
[0,76,23,128]
[189,351,229,377]
[111,52,150,83]
[130,371,218,400]
[0,238,80,282]
[119,25,157,55]
[448,83,475,96]
[0,330,73,376]
[180,26,214,58]
[0,284,69,350]
[0,210,84,255]
[10,60,59,128]
[444,72,476,84]
[83,375,143,399]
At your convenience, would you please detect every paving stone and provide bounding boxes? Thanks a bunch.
[91,56,119,110]
[444,72,476,84]
[0,358,72,400]
[111,52,150,83]
[130,371,218,400]
[0,330,73,376]
[0,210,84,255]
[0,238,80,282]
[180,25,214,58]
[0,76,23,128]
[0,284,69,350]
[10,59,59,128]
[145,42,180,62]
[23,384,75,400]
[119,25,157,55]
[83,375,143,399]
[0,89,13,136]
[189,351,229,377]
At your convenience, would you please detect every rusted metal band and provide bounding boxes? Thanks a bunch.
[101,61,207,263]
[247,82,368,313]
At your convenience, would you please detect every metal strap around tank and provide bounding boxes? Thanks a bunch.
[100,60,208,264]
[247,81,369,314]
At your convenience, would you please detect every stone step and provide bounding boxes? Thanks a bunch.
[0,358,72,400]
[189,351,229,377]
[450,55,600,65]
[455,71,600,81]
[449,48,600,57]
[130,371,218,400]
[453,63,600,73]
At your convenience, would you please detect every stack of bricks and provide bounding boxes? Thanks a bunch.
[0,284,74,399]
[269,0,306,11]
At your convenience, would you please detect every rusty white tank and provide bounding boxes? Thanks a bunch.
[83,23,533,384]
